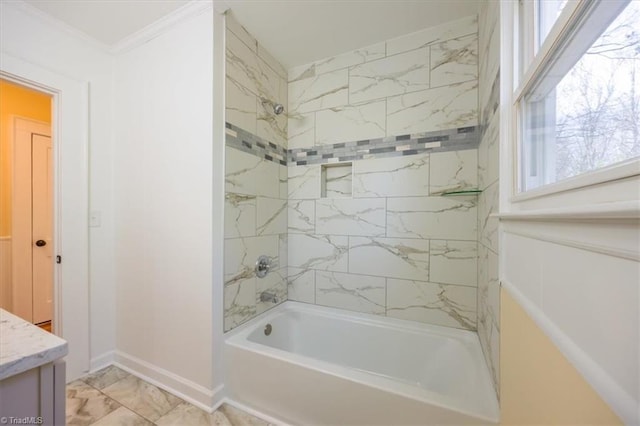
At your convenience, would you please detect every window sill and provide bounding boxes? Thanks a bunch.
[510,158,640,204]
[496,200,640,222]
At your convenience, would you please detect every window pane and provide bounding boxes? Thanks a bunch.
[522,1,640,191]
[538,0,568,49]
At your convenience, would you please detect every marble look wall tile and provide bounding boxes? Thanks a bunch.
[315,42,386,75]
[349,237,429,281]
[256,267,287,315]
[315,100,386,145]
[257,100,287,147]
[386,15,478,56]
[226,30,260,97]
[288,267,315,303]
[478,242,500,390]
[430,34,478,87]
[279,164,288,198]
[353,153,429,197]
[316,198,386,237]
[430,240,477,287]
[288,63,316,83]
[386,197,477,241]
[386,279,477,330]
[279,233,288,269]
[226,147,280,198]
[430,149,478,195]
[478,181,499,253]
[226,76,256,133]
[288,112,315,150]
[288,234,348,272]
[288,165,320,199]
[387,80,478,136]
[224,279,256,331]
[258,44,287,79]
[479,111,500,190]
[288,200,315,234]
[323,164,352,198]
[349,48,430,104]
[316,271,386,315]
[227,31,281,105]
[226,13,257,53]
[289,69,349,114]
[225,192,256,238]
[256,197,287,236]
[225,236,279,286]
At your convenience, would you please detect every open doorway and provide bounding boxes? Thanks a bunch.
[0,79,54,333]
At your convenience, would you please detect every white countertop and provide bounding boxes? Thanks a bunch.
[0,309,68,381]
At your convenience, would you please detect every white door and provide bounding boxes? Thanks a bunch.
[32,134,53,324]
[12,118,52,325]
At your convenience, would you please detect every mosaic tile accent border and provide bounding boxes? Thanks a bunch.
[226,122,288,166]
[225,122,480,166]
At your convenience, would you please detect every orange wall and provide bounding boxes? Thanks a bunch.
[500,289,622,425]
[0,80,52,236]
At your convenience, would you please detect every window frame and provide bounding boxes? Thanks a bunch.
[511,0,640,202]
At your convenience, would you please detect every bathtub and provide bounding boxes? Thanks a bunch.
[225,302,499,425]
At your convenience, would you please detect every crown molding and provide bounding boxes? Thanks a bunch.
[5,0,112,53]
[111,1,214,55]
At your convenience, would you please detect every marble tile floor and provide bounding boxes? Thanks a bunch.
[67,365,272,426]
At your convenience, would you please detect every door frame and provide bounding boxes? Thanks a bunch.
[1,52,90,381]
[11,116,52,324]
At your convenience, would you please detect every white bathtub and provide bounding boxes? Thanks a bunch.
[225,302,499,425]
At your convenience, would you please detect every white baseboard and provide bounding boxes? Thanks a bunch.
[220,398,291,426]
[113,350,224,412]
[90,351,115,372]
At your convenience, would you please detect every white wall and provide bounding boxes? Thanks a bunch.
[498,3,640,423]
[0,1,116,372]
[113,6,218,407]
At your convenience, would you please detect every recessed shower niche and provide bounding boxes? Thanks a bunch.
[321,163,352,198]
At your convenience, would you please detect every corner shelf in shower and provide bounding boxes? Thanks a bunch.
[440,189,483,196]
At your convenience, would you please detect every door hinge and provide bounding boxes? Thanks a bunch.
[56,255,62,264]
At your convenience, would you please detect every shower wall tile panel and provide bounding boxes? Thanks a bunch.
[386,15,478,56]
[430,150,478,195]
[315,271,386,315]
[477,0,501,397]
[349,48,430,103]
[315,198,386,237]
[353,153,431,198]
[386,81,478,137]
[289,69,349,114]
[386,279,477,329]
[348,237,430,282]
[287,267,315,304]
[315,100,386,146]
[280,15,481,332]
[225,13,289,332]
[288,234,349,272]
[386,197,478,241]
[430,34,479,87]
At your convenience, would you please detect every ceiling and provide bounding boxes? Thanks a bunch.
[226,0,479,68]
[21,0,478,68]
[23,0,190,46]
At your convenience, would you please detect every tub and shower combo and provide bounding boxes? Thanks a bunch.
[225,302,499,425]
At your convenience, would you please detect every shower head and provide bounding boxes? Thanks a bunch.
[273,103,285,115]
[262,99,285,115]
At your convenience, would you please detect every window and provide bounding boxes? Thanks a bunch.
[516,0,640,192]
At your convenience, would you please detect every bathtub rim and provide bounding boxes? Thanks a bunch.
[225,301,500,423]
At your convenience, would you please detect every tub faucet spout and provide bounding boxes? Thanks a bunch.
[260,291,279,304]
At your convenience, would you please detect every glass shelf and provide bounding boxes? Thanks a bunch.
[440,189,483,196]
